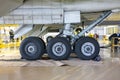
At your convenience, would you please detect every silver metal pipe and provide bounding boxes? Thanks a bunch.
[71,11,112,44]
[77,10,112,38]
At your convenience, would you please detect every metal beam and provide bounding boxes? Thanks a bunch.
[71,11,112,44]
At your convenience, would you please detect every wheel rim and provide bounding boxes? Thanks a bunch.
[25,43,37,56]
[81,42,95,56]
[52,42,66,56]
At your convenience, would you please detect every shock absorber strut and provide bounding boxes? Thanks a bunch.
[63,24,74,37]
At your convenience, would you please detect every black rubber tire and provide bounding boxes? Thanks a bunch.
[46,36,53,43]
[47,37,71,60]
[20,37,45,60]
[38,37,46,52]
[75,37,100,60]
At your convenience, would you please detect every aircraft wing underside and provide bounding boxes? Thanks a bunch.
[0,0,120,24]
[0,0,24,17]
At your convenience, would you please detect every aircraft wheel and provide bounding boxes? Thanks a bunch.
[46,36,53,42]
[47,37,71,60]
[38,37,46,51]
[75,37,100,60]
[20,37,45,60]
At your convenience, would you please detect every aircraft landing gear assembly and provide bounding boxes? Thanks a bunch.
[19,11,112,60]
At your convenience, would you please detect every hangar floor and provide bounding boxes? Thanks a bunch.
[0,47,120,80]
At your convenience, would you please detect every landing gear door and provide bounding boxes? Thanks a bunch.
[64,11,81,24]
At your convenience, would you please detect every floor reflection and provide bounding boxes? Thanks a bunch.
[0,64,120,80]
[0,48,120,80]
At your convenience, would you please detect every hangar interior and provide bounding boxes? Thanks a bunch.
[1,0,120,80]
[0,8,120,65]
[0,11,120,58]
[0,23,120,60]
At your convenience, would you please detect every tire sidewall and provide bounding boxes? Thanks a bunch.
[47,37,71,60]
[75,37,100,60]
[20,37,45,60]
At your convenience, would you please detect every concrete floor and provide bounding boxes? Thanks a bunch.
[0,47,120,80]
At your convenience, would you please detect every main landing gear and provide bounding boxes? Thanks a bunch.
[19,11,112,60]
